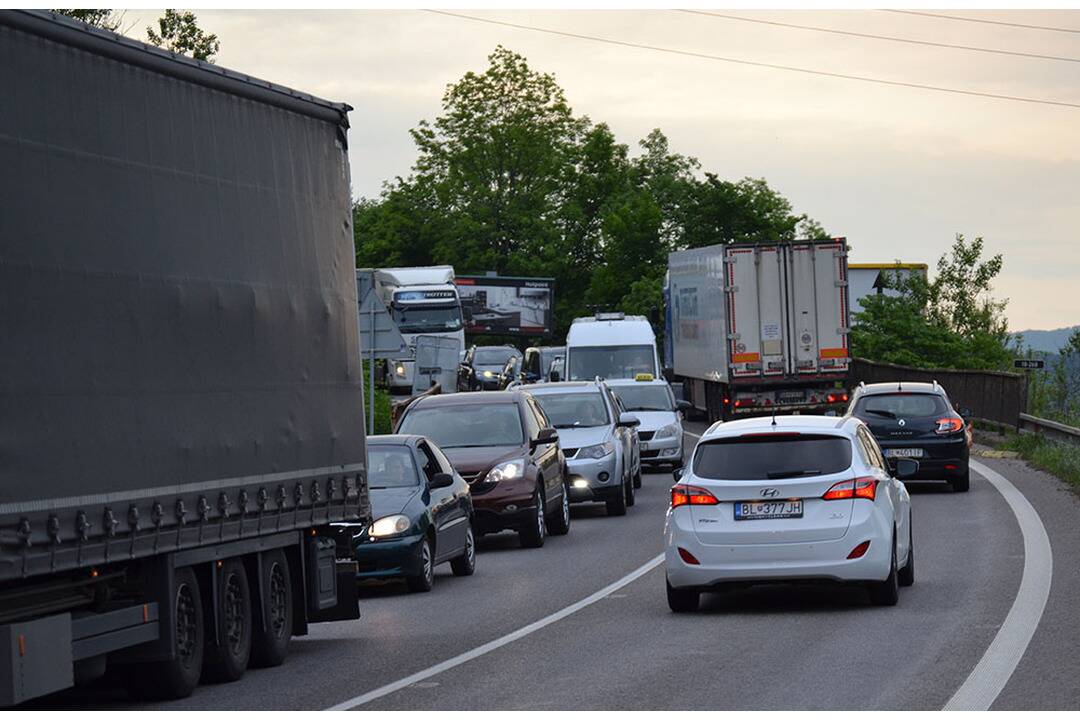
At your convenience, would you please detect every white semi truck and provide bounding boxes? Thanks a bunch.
[667,239,853,422]
[370,266,465,392]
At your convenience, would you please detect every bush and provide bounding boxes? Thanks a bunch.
[1000,433,1080,488]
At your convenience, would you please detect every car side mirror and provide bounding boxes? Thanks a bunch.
[430,472,454,489]
[672,467,684,482]
[676,400,692,412]
[957,406,973,420]
[618,413,641,428]
[894,458,919,479]
[531,427,559,448]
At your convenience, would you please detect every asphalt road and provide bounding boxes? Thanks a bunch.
[40,421,1080,710]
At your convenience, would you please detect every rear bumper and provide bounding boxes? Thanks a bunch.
[879,436,968,480]
[663,506,892,588]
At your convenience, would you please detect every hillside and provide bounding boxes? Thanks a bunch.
[1013,325,1079,354]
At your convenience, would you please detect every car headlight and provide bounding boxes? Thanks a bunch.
[482,370,495,378]
[577,442,615,460]
[394,362,407,376]
[654,423,681,439]
[484,459,525,483]
[368,514,411,538]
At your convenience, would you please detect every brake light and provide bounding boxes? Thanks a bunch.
[826,393,849,403]
[822,477,877,501]
[936,417,964,434]
[723,397,730,405]
[671,484,720,507]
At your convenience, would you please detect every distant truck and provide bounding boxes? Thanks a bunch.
[0,11,368,705]
[667,239,852,422]
[369,266,465,392]
[563,313,661,382]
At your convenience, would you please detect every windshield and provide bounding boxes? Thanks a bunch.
[368,446,419,489]
[539,349,564,376]
[531,392,610,429]
[398,404,524,448]
[610,385,673,412]
[475,347,519,365]
[693,435,852,480]
[855,393,947,420]
[391,303,462,334]
[567,344,655,380]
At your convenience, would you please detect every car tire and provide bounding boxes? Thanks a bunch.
[251,549,293,668]
[898,519,915,588]
[548,482,571,536]
[406,536,435,592]
[868,533,900,607]
[633,465,642,489]
[450,524,476,577]
[203,558,254,683]
[625,472,636,507]
[519,489,547,548]
[666,579,699,613]
[606,477,628,517]
[951,468,970,493]
[123,567,204,700]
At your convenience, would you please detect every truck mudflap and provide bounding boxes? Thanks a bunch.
[307,560,360,624]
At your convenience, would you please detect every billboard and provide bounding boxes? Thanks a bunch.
[456,275,555,336]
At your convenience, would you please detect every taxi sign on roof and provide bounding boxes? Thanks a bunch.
[635,373,655,382]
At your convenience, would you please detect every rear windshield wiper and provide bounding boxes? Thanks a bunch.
[765,469,823,479]
[863,409,897,419]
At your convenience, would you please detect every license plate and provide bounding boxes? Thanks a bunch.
[734,499,804,521]
[777,390,805,403]
[885,448,924,458]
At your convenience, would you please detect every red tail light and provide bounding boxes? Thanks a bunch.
[847,540,871,559]
[936,417,964,434]
[826,393,849,404]
[822,477,877,501]
[671,484,720,507]
[677,547,701,565]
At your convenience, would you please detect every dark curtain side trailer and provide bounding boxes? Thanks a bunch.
[0,11,369,705]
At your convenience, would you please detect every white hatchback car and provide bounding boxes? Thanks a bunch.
[664,415,915,612]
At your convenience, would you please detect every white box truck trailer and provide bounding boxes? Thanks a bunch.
[667,238,852,421]
[369,266,465,392]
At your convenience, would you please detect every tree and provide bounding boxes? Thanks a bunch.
[52,9,124,32]
[146,9,219,62]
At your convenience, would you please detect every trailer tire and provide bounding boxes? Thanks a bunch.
[124,567,205,700]
[251,549,293,668]
[203,558,253,683]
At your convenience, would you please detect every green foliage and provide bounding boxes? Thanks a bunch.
[146,9,219,62]
[1000,432,1080,488]
[53,9,123,31]
[851,236,1013,371]
[361,362,394,435]
[353,46,824,339]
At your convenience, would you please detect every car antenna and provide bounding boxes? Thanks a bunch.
[771,406,778,426]
[898,380,903,392]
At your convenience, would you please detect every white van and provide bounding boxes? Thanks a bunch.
[563,313,660,382]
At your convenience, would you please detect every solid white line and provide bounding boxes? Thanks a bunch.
[324,553,665,711]
[944,459,1053,711]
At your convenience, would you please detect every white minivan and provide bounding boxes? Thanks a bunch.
[563,313,659,382]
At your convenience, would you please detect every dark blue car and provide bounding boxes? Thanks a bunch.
[342,435,476,592]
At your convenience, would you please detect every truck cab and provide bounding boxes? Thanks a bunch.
[373,267,465,392]
[564,313,660,382]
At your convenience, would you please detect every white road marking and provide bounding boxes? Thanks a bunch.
[944,459,1052,711]
[324,554,665,711]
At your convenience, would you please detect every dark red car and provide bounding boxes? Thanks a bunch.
[395,391,570,548]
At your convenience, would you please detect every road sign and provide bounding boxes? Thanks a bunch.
[357,287,406,359]
[1014,359,1045,370]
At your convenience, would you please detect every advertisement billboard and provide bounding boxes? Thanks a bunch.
[456,275,555,336]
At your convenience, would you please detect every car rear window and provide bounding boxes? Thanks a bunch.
[693,435,853,480]
[855,393,947,420]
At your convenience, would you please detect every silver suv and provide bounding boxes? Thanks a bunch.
[525,381,641,516]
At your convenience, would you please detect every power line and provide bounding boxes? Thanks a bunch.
[424,10,1080,110]
[680,9,1080,64]
[883,9,1080,35]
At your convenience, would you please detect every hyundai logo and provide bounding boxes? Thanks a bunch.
[760,488,780,498]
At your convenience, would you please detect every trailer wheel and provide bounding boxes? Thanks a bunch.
[251,549,293,668]
[124,567,205,700]
[203,558,253,683]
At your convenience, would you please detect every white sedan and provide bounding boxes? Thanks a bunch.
[664,415,914,612]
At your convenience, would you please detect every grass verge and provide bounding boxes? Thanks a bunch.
[998,432,1080,488]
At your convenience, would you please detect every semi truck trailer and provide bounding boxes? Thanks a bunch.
[667,239,852,422]
[0,11,369,705]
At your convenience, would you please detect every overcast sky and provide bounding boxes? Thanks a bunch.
[125,9,1079,331]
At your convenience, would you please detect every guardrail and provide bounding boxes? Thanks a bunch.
[1019,413,1080,446]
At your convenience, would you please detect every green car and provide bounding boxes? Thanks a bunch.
[334,435,476,592]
